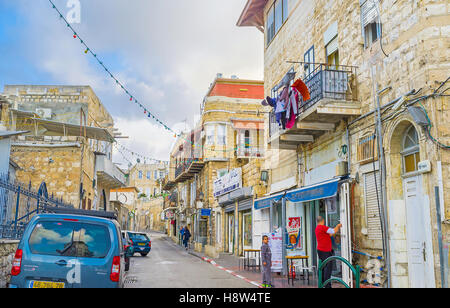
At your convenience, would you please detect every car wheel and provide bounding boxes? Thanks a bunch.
[140,253,148,257]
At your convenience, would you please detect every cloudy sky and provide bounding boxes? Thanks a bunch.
[0,0,263,167]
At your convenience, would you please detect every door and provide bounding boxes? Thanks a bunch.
[228,215,234,253]
[242,212,252,250]
[403,175,433,288]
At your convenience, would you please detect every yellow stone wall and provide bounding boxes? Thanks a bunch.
[260,0,449,286]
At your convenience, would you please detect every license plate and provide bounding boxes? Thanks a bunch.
[31,281,65,288]
[138,243,145,246]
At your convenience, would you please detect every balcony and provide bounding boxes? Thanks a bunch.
[95,154,126,188]
[236,146,264,158]
[174,158,205,183]
[269,64,360,150]
[162,175,176,191]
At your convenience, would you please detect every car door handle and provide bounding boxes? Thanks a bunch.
[55,260,68,266]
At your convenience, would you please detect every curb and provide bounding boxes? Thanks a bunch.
[190,252,263,289]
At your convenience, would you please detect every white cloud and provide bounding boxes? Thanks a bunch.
[7,0,264,162]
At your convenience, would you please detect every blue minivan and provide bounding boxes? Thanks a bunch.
[126,231,151,256]
[9,213,126,288]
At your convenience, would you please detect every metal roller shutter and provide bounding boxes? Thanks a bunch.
[364,171,383,240]
[238,198,253,211]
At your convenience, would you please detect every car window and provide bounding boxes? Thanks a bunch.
[29,220,111,258]
[128,233,149,241]
[29,221,76,256]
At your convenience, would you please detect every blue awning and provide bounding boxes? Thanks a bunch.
[285,179,339,203]
[253,191,284,210]
[254,178,339,210]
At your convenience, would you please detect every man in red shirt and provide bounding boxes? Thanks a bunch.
[315,216,342,288]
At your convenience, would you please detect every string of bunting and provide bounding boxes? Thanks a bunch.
[47,0,181,139]
[47,0,266,155]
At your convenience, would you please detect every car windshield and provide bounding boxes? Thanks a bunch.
[29,220,111,258]
[128,233,149,241]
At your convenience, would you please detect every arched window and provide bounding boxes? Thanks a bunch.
[402,125,420,174]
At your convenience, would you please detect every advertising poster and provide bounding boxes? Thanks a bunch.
[263,228,283,272]
[286,217,303,251]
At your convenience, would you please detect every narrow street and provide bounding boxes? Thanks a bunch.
[124,232,254,288]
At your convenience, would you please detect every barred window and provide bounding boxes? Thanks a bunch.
[357,134,377,164]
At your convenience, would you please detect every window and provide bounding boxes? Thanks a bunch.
[206,125,215,145]
[146,171,151,180]
[357,134,378,164]
[326,36,339,68]
[360,0,380,48]
[154,170,158,180]
[29,221,111,258]
[217,124,226,146]
[402,125,420,174]
[274,0,283,34]
[244,130,250,149]
[138,171,143,179]
[266,0,289,46]
[304,46,315,78]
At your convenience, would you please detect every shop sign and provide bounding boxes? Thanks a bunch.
[200,209,211,217]
[213,168,242,197]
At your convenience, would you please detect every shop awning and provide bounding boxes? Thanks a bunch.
[254,178,340,210]
[285,178,339,203]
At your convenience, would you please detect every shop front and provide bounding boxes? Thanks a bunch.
[253,177,352,284]
[218,187,253,255]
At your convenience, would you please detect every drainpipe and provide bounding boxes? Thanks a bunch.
[435,187,447,288]
[371,66,391,288]
[281,194,287,276]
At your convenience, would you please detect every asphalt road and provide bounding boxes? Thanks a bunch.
[124,231,255,288]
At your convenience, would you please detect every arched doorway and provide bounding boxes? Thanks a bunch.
[388,121,435,288]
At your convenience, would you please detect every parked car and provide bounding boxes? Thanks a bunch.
[9,211,126,288]
[121,231,134,271]
[126,231,151,256]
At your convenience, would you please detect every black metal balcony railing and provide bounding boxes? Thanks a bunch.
[174,158,203,179]
[269,64,357,138]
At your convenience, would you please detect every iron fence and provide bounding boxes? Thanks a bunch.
[0,174,74,240]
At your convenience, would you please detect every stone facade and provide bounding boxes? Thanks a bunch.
[1,85,124,213]
[0,240,19,288]
[165,77,266,258]
[239,0,449,287]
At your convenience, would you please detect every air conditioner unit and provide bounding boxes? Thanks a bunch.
[36,108,52,119]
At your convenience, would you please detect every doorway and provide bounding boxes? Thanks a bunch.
[242,211,252,251]
[228,214,234,253]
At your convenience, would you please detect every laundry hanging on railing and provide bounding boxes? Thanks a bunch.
[292,78,311,101]
[261,76,311,132]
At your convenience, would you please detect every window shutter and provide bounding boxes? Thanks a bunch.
[364,171,383,240]
[360,0,378,28]
[326,36,338,57]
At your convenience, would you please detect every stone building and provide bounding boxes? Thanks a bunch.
[127,162,169,232]
[1,85,126,214]
[238,0,449,287]
[110,186,139,231]
[164,75,266,258]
